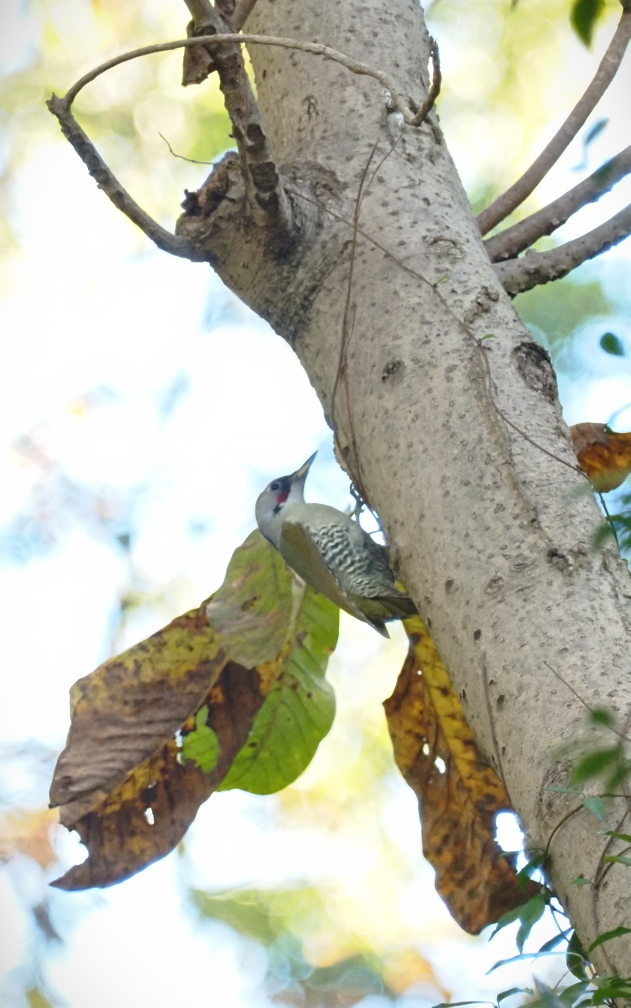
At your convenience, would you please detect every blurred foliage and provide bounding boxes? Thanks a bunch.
[1,0,630,1004]
[0,0,231,258]
[190,886,448,1005]
[428,0,618,207]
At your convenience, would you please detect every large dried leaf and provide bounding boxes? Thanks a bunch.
[50,604,225,822]
[384,616,530,934]
[181,19,217,87]
[571,422,631,492]
[52,659,269,890]
[50,531,339,889]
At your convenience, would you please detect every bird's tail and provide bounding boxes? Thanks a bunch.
[380,593,418,620]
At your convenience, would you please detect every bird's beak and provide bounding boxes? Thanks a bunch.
[290,451,317,486]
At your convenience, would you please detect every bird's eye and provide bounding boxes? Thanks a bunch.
[270,481,280,491]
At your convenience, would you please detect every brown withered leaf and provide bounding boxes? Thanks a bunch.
[571,422,631,492]
[50,531,337,889]
[50,531,294,824]
[182,18,217,87]
[52,660,269,890]
[50,604,226,823]
[384,616,534,935]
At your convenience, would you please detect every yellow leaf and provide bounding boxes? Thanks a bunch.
[571,422,631,492]
[384,615,532,935]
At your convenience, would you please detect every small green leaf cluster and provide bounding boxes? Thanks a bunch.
[595,487,631,555]
[556,705,631,805]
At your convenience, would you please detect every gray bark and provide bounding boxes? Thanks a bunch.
[177,0,631,976]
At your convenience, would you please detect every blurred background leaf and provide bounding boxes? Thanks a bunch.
[1,0,630,1004]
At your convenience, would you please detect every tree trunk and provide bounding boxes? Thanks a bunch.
[177,0,631,974]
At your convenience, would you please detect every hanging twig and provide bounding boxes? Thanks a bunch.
[477,4,631,236]
[495,202,631,295]
[485,145,631,262]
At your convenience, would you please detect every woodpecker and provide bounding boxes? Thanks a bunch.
[255,452,417,637]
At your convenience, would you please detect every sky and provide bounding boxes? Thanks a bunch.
[0,0,630,1006]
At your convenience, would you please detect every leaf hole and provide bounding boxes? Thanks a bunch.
[144,807,155,826]
[434,756,446,773]
[422,742,430,755]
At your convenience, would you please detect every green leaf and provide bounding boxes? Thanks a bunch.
[537,928,572,954]
[593,522,617,549]
[581,795,606,819]
[531,979,568,1008]
[487,950,565,974]
[516,852,545,889]
[205,529,298,666]
[558,981,591,1007]
[572,747,619,784]
[603,854,631,867]
[497,989,526,1004]
[602,831,631,843]
[490,893,546,946]
[588,925,631,952]
[599,332,625,357]
[431,1003,492,1007]
[590,977,631,1004]
[570,0,606,46]
[515,893,547,952]
[570,876,593,885]
[218,583,338,794]
[490,901,530,938]
[181,705,219,772]
[588,706,617,728]
[566,931,589,981]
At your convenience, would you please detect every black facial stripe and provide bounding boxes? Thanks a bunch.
[272,475,291,514]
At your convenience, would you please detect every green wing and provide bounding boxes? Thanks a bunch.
[280,520,374,627]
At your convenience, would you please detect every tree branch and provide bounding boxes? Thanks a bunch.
[495,202,631,295]
[232,0,260,31]
[477,4,631,236]
[182,0,215,24]
[485,145,631,262]
[46,94,201,260]
[61,35,428,127]
[48,29,439,255]
[410,38,441,128]
[181,9,292,236]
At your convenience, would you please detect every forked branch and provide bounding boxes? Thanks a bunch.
[182,1,292,234]
[485,145,631,262]
[477,4,631,236]
[48,28,437,255]
[495,202,631,295]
